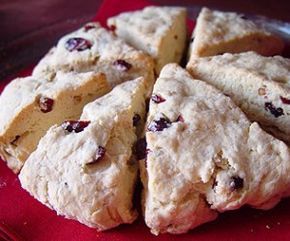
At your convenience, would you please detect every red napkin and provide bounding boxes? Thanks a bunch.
[0,0,290,240]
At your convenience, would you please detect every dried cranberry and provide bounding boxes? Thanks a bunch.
[280,96,290,105]
[229,176,244,191]
[176,115,184,122]
[147,117,171,132]
[39,96,54,113]
[65,37,92,52]
[86,146,106,165]
[113,59,132,72]
[133,114,141,127]
[62,120,90,133]
[108,25,116,32]
[134,138,148,160]
[265,102,284,118]
[83,24,95,32]
[151,94,166,104]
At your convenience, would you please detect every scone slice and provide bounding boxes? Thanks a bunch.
[19,78,147,231]
[187,51,290,144]
[107,6,187,74]
[142,63,290,234]
[188,7,284,59]
[0,71,109,173]
[32,22,154,92]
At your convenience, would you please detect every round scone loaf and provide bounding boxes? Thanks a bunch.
[19,78,147,231]
[107,6,187,74]
[141,64,290,235]
[188,7,284,60]
[32,22,154,92]
[0,71,109,173]
[187,51,290,144]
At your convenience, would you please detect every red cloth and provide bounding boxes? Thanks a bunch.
[0,0,290,240]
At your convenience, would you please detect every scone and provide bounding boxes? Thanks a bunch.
[187,51,290,144]
[32,22,154,92]
[188,7,284,59]
[0,71,109,173]
[19,78,147,231]
[141,63,290,235]
[107,6,187,74]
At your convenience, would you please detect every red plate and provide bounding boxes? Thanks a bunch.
[1,0,290,240]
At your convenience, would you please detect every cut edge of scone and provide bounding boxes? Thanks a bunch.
[32,22,155,95]
[19,77,148,231]
[186,51,290,144]
[188,7,284,60]
[107,6,187,74]
[141,63,290,234]
[0,71,110,173]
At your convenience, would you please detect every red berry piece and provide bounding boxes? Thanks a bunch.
[83,24,95,32]
[113,59,132,72]
[108,25,116,32]
[65,37,92,52]
[176,115,184,122]
[151,94,166,104]
[280,96,290,105]
[62,120,90,133]
[229,176,244,191]
[86,146,106,165]
[39,96,54,113]
[265,102,284,118]
[147,117,171,132]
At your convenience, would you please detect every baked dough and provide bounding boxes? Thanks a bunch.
[33,22,154,92]
[141,63,290,234]
[107,6,187,74]
[187,51,290,144]
[188,8,284,60]
[19,77,147,231]
[0,71,109,173]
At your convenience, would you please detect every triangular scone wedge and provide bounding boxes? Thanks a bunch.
[0,72,109,173]
[107,6,187,74]
[32,22,154,92]
[19,78,147,231]
[187,51,290,144]
[141,64,290,235]
[188,7,284,59]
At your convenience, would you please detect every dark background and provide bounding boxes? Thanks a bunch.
[1,0,290,46]
[0,0,290,79]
